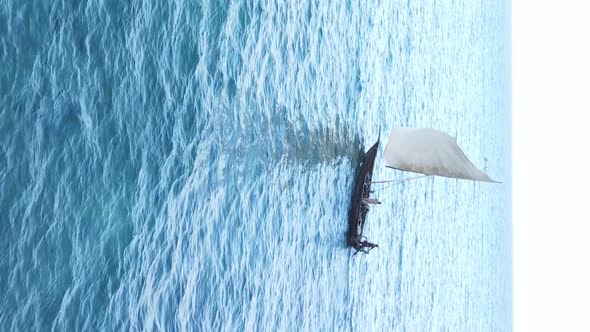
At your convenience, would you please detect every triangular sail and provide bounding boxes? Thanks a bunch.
[383,128,496,182]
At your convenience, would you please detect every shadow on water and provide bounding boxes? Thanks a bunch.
[281,120,365,168]
[226,104,366,171]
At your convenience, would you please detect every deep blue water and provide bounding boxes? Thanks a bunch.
[1,0,511,331]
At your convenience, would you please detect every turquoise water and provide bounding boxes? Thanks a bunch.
[1,0,511,331]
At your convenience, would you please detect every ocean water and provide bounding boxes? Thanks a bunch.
[1,0,512,331]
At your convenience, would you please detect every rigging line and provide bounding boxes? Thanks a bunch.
[369,174,429,185]
[372,175,431,192]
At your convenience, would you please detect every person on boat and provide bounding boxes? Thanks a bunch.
[362,197,381,205]
[353,236,378,255]
[361,203,370,214]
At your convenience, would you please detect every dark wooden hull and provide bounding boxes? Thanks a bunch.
[347,140,379,247]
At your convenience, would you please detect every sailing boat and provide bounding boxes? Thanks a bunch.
[347,128,497,255]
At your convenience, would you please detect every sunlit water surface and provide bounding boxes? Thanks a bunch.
[0,0,511,330]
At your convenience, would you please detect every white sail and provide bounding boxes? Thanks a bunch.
[383,128,497,182]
